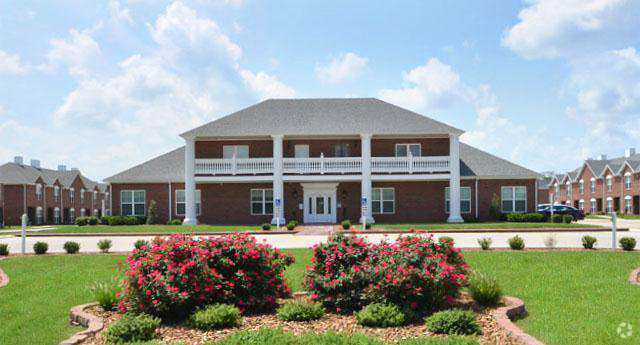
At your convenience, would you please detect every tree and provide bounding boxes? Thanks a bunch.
[146,200,158,225]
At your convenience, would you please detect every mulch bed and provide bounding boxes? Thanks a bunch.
[82,295,522,345]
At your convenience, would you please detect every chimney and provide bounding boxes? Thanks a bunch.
[625,148,636,158]
[58,165,67,171]
[14,156,23,165]
[30,159,41,168]
[599,154,607,161]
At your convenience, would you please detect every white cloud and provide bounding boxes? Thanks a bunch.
[0,50,32,74]
[240,70,296,100]
[109,0,133,24]
[46,27,102,77]
[315,52,368,83]
[379,58,461,112]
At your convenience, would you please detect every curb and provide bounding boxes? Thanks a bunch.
[630,268,640,286]
[18,230,299,237]
[338,228,624,234]
[492,296,546,345]
[0,257,8,288]
[58,303,104,345]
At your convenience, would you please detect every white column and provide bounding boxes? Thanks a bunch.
[360,133,374,224]
[271,135,286,225]
[447,134,464,223]
[183,137,198,225]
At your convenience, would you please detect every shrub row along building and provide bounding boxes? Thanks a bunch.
[105,98,540,225]
[548,149,640,215]
[0,158,109,225]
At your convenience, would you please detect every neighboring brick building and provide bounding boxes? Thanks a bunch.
[548,149,640,215]
[0,158,110,226]
[106,98,540,225]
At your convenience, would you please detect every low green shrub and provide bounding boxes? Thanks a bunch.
[88,216,99,226]
[134,240,149,250]
[210,328,298,345]
[98,239,112,253]
[462,215,478,223]
[424,309,481,335]
[75,216,89,226]
[562,215,573,224]
[168,218,183,225]
[397,336,483,345]
[582,235,597,249]
[0,243,9,256]
[508,235,525,250]
[287,221,297,231]
[365,223,372,230]
[506,212,546,223]
[467,272,501,307]
[102,215,141,226]
[63,241,80,254]
[90,278,121,311]
[438,236,454,245]
[620,237,637,251]
[262,223,271,231]
[477,237,492,250]
[355,303,405,328]
[341,219,351,230]
[188,304,242,330]
[33,241,48,255]
[105,313,161,343]
[277,300,325,321]
[299,331,386,345]
[551,214,563,223]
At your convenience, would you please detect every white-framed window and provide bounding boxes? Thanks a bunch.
[36,184,43,201]
[606,175,612,192]
[294,144,310,158]
[251,189,273,215]
[624,196,632,213]
[445,187,472,214]
[105,192,110,203]
[372,188,395,214]
[93,190,97,201]
[176,189,201,216]
[80,189,85,204]
[578,199,585,211]
[70,188,75,203]
[625,173,632,190]
[70,208,76,223]
[590,199,597,213]
[590,178,596,193]
[501,186,527,213]
[93,208,98,216]
[579,180,584,194]
[121,190,146,216]
[334,143,351,157]
[54,207,60,224]
[395,144,421,157]
[54,186,60,202]
[223,145,249,159]
[36,206,43,225]
[80,208,86,217]
[606,197,613,213]
[554,183,559,194]
[566,181,571,198]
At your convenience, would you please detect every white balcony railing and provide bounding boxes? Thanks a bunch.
[283,155,362,174]
[195,156,450,176]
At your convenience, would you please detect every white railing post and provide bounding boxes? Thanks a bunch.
[408,151,414,174]
[232,154,237,175]
[320,153,325,175]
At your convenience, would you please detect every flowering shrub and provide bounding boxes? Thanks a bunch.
[306,234,468,317]
[119,233,294,320]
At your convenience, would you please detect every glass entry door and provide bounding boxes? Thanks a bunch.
[303,189,337,223]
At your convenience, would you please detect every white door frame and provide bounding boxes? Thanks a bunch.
[302,183,338,224]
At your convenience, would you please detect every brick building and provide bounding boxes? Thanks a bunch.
[105,98,540,225]
[0,158,109,226]
[548,149,640,215]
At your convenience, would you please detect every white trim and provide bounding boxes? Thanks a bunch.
[302,183,338,223]
[121,190,146,216]
[175,189,201,216]
[445,186,471,214]
[501,186,527,213]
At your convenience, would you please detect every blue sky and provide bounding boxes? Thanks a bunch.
[1,0,639,180]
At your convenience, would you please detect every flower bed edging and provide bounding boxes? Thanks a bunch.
[629,268,640,286]
[492,296,545,345]
[58,303,104,345]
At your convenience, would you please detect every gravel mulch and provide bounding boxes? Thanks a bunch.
[82,296,522,345]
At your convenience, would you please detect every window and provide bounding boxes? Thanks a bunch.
[36,207,43,225]
[121,190,146,216]
[578,200,584,211]
[70,188,75,203]
[606,198,613,213]
[80,208,86,217]
[590,199,597,213]
[106,192,110,203]
[395,144,421,157]
[54,208,60,224]
[624,197,632,213]
[251,189,273,215]
[554,183,559,193]
[54,186,60,202]
[80,189,85,204]
[566,182,571,198]
[372,188,395,214]
[579,180,584,194]
[70,208,76,223]
[625,173,632,190]
[606,176,612,192]
[501,186,527,213]
[294,145,310,158]
[223,145,249,159]
[176,190,201,216]
[93,209,98,216]
[334,143,350,157]
[36,184,43,201]
[445,187,472,213]
[590,178,596,193]
[93,190,97,201]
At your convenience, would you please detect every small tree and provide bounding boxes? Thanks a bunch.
[146,200,158,225]
[488,193,501,221]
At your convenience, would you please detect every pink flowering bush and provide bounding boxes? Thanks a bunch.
[305,234,468,318]
[119,233,294,320]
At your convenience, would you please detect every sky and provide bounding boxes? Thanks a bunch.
[1,0,639,181]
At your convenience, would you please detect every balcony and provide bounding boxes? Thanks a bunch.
[195,155,450,176]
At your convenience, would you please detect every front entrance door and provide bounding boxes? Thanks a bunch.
[302,183,337,223]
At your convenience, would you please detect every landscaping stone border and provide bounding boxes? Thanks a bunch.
[629,268,640,286]
[58,303,104,345]
[492,296,546,345]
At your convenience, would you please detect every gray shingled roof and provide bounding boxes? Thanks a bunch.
[585,159,608,177]
[105,143,539,183]
[0,162,99,188]
[181,98,464,139]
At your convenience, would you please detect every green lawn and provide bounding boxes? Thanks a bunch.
[2,250,638,345]
[26,224,262,234]
[373,222,600,230]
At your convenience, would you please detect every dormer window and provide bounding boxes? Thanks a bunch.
[625,173,632,190]
[36,184,43,201]
[54,186,60,202]
[70,188,75,203]
[80,189,85,203]
[606,175,613,192]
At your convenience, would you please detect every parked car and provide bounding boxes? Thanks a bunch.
[537,204,585,220]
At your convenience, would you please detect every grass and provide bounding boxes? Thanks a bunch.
[20,224,262,234]
[620,214,640,220]
[373,222,599,230]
